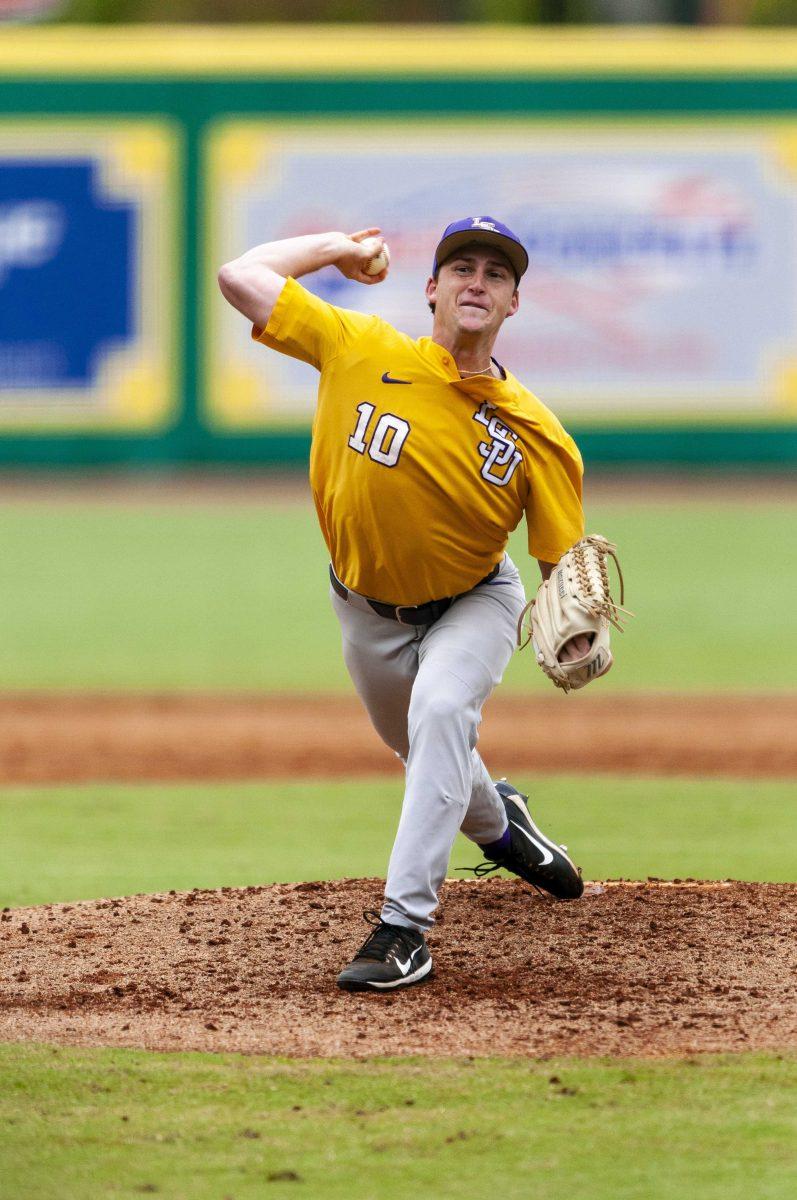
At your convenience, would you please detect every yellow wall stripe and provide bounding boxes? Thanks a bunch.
[2,25,797,77]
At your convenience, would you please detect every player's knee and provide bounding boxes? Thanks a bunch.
[409,681,470,733]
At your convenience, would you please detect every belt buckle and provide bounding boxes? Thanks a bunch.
[394,605,416,626]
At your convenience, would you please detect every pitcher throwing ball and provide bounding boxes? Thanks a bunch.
[218,216,591,992]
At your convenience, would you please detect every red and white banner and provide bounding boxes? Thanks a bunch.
[0,0,65,21]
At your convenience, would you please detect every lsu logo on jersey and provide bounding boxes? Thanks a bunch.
[473,402,522,488]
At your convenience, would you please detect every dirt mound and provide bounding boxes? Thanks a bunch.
[1,692,796,784]
[2,879,795,1058]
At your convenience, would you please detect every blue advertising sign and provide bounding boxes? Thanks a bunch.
[0,160,134,388]
[0,123,178,431]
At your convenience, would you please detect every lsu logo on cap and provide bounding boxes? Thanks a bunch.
[470,217,497,231]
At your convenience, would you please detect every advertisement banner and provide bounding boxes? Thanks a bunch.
[0,121,179,430]
[206,119,797,429]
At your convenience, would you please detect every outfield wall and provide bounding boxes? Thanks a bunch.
[2,25,797,468]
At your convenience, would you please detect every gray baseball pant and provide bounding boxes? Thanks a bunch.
[330,554,527,933]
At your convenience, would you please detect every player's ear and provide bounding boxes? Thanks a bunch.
[425,275,438,308]
[506,289,519,318]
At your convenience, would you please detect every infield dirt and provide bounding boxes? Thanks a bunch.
[2,878,795,1058]
[3,687,795,1060]
[1,692,795,783]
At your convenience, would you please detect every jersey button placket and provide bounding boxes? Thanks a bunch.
[437,351,459,381]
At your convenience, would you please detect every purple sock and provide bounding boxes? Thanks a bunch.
[479,826,511,857]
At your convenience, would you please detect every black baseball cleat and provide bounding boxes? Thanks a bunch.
[337,910,433,992]
[464,780,584,900]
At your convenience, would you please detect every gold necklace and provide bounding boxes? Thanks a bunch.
[458,362,494,378]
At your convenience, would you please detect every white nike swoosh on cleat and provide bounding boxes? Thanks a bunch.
[509,818,555,866]
[368,956,433,989]
[395,944,424,975]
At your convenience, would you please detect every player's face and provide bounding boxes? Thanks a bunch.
[426,248,519,340]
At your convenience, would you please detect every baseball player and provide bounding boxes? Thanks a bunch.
[218,216,588,992]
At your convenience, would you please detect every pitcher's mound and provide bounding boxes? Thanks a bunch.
[1,878,795,1058]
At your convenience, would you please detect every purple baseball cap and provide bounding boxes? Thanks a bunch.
[433,216,529,283]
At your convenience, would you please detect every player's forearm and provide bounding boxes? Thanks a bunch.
[218,232,348,328]
[218,227,387,328]
[229,232,349,280]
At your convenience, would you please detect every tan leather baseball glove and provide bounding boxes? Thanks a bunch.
[517,535,632,693]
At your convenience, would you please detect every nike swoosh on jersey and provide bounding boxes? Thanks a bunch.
[395,944,423,975]
[381,372,412,385]
[509,818,555,866]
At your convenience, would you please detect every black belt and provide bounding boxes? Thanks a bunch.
[329,561,501,626]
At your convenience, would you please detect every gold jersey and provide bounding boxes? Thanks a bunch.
[255,278,584,606]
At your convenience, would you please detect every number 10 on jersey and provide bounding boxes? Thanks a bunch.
[348,403,410,468]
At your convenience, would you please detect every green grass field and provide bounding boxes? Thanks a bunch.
[2,1045,796,1200]
[3,775,796,1200]
[2,774,796,909]
[0,498,795,691]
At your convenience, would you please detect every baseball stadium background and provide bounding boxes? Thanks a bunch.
[1,19,796,1200]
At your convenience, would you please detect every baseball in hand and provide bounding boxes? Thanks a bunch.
[361,238,390,276]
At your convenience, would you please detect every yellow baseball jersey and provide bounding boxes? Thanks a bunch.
[254,277,584,606]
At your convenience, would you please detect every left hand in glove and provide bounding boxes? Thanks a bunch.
[517,534,632,693]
